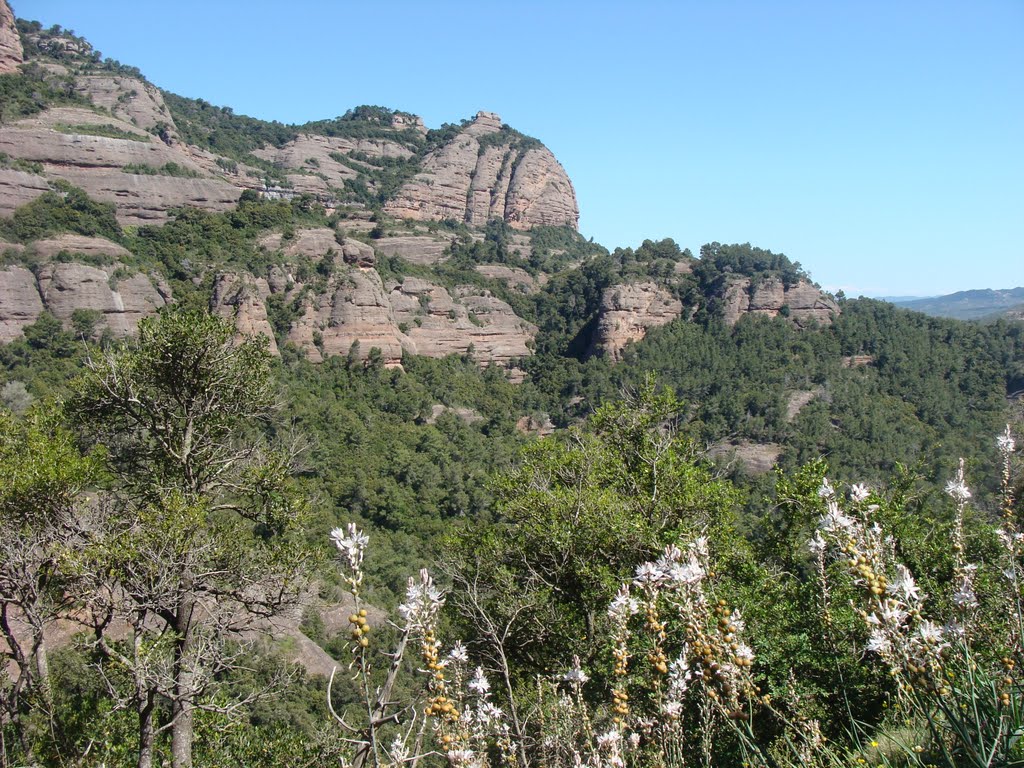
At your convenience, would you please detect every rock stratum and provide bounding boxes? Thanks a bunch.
[722,277,839,327]
[385,112,579,230]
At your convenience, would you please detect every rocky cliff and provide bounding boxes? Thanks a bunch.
[588,281,684,360]
[0,0,21,74]
[722,277,839,327]
[385,112,578,230]
[0,235,169,342]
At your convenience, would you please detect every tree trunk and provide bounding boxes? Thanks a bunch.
[170,595,195,768]
[137,690,155,768]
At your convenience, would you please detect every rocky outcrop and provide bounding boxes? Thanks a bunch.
[0,107,240,224]
[389,277,536,365]
[29,234,131,262]
[287,266,407,366]
[709,441,784,475]
[0,257,169,342]
[210,273,279,355]
[0,0,22,74]
[385,111,579,230]
[588,281,683,360]
[722,277,839,327]
[371,235,451,266]
[74,76,179,139]
[36,263,167,336]
[0,168,50,217]
[475,265,543,294]
[0,266,44,342]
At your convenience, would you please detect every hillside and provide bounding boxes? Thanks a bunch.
[2,5,1024,767]
[891,286,1024,320]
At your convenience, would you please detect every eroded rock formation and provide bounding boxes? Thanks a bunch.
[588,281,684,360]
[0,0,22,74]
[722,277,839,327]
[0,258,168,341]
[385,111,578,230]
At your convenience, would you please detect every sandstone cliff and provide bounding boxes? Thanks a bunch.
[588,281,684,360]
[0,0,22,74]
[0,107,240,224]
[385,111,578,230]
[0,241,169,342]
[722,277,839,327]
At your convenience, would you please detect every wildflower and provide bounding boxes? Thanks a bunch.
[477,702,504,723]
[448,642,469,663]
[563,656,589,685]
[818,478,836,499]
[808,531,827,556]
[398,569,444,630]
[662,700,684,718]
[468,666,491,695]
[917,620,945,646]
[997,425,1016,455]
[888,565,921,604]
[667,558,704,585]
[596,730,621,749]
[608,586,640,621]
[820,505,856,534]
[331,523,369,569]
[733,644,755,669]
[866,630,891,654]
[634,561,666,587]
[850,483,870,503]
[952,582,978,610]
[945,479,971,503]
[446,749,476,766]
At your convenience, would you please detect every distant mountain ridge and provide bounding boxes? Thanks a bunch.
[891,287,1024,320]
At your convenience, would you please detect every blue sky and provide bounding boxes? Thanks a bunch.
[12,0,1023,297]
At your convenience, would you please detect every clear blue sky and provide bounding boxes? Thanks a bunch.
[12,0,1023,297]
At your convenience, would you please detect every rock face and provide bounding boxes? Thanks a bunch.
[588,281,684,360]
[0,266,44,342]
[0,107,240,224]
[389,277,536,364]
[371,235,451,266]
[74,76,179,139]
[709,441,784,476]
[28,234,131,262]
[288,266,407,366]
[210,273,279,356]
[0,168,50,217]
[722,277,839,327]
[0,259,168,341]
[0,0,22,74]
[36,263,167,336]
[385,111,579,230]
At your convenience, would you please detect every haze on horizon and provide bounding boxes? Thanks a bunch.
[11,0,1023,298]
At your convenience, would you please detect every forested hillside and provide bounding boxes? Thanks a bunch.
[2,7,1023,768]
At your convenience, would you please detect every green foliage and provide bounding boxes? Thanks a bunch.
[447,381,744,679]
[162,91,297,158]
[121,161,204,177]
[0,65,89,123]
[694,241,809,291]
[0,185,122,243]
[53,122,148,141]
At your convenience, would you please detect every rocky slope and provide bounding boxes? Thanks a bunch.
[385,112,579,230]
[0,235,168,342]
[211,228,537,371]
[587,281,684,360]
[722,276,839,327]
[0,0,20,73]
